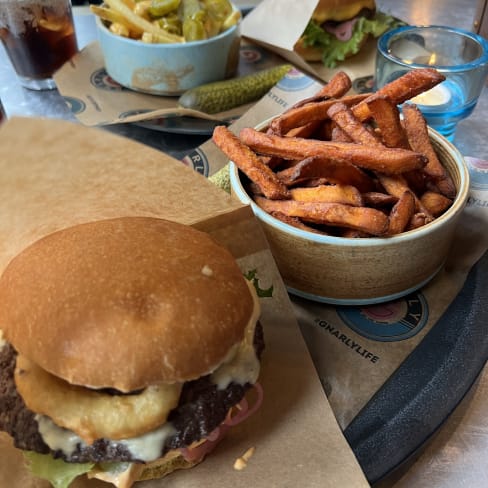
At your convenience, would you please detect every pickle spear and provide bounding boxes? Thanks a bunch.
[178,64,293,114]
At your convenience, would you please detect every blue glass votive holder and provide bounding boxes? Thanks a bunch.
[375,25,488,141]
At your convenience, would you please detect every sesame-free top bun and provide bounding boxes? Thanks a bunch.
[0,217,254,392]
[312,0,376,24]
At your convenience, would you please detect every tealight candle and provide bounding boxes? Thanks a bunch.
[411,83,452,106]
[375,25,488,141]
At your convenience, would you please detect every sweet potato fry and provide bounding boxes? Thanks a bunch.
[286,120,323,138]
[211,67,454,240]
[340,228,371,238]
[290,71,352,109]
[352,68,446,121]
[388,190,416,235]
[331,126,352,142]
[362,192,398,207]
[290,184,363,207]
[364,95,409,148]
[377,173,433,220]
[402,103,456,198]
[269,211,328,235]
[408,212,432,230]
[420,190,453,216]
[212,126,290,200]
[270,93,369,136]
[254,196,389,236]
[276,157,376,193]
[327,102,383,147]
[239,128,427,174]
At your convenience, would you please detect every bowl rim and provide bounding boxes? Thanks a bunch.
[95,9,239,48]
[229,126,470,247]
[377,25,488,72]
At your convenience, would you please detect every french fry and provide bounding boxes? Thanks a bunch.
[239,128,427,174]
[254,197,389,236]
[388,190,416,235]
[402,103,457,198]
[269,94,369,136]
[109,21,130,37]
[420,190,453,216]
[90,5,136,33]
[289,184,363,207]
[364,95,409,148]
[276,157,376,193]
[212,126,290,200]
[103,0,184,43]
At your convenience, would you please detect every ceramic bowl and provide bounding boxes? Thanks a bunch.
[95,12,240,96]
[230,128,470,305]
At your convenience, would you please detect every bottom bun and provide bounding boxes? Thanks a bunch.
[89,449,202,487]
[138,452,201,481]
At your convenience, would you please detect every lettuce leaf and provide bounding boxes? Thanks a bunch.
[302,12,405,68]
[23,451,94,488]
[244,269,273,297]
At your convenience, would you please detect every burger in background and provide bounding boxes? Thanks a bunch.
[0,217,264,488]
[294,0,403,68]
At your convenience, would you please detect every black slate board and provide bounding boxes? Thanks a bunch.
[344,250,488,484]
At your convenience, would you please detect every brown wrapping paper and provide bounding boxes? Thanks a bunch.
[0,117,369,488]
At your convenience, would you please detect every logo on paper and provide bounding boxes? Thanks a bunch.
[465,156,488,191]
[277,68,316,91]
[91,68,125,91]
[337,292,429,342]
[63,96,86,114]
[239,45,267,64]
[181,149,208,176]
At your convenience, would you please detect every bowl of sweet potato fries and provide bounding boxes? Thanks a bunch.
[92,0,241,95]
[213,69,470,305]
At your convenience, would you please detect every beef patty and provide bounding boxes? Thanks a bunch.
[0,322,264,464]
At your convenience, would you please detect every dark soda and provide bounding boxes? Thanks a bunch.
[0,0,78,82]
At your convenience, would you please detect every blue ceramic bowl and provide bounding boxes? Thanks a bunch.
[96,15,240,95]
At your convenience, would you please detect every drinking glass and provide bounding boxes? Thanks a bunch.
[375,25,488,141]
[0,0,78,90]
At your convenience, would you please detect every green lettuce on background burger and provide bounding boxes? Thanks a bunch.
[294,0,404,68]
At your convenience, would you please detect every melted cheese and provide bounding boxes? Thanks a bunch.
[35,414,176,461]
[211,281,261,390]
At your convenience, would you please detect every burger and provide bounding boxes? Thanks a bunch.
[0,217,264,488]
[294,0,402,68]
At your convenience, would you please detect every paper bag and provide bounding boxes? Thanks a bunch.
[0,117,369,488]
[240,0,320,75]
